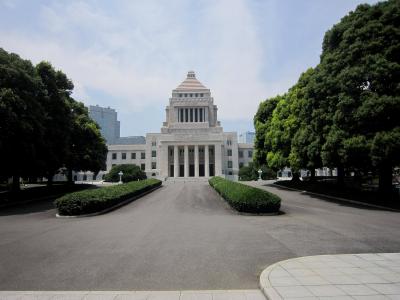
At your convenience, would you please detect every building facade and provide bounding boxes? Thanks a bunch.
[104,71,253,181]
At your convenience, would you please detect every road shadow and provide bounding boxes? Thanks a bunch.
[0,198,56,216]
[266,183,398,212]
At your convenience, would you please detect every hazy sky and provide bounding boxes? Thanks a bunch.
[0,0,378,137]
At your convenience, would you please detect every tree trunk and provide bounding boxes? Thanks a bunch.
[67,168,73,184]
[309,169,315,182]
[291,172,301,182]
[12,175,20,192]
[337,166,345,186]
[47,173,53,186]
[379,163,393,196]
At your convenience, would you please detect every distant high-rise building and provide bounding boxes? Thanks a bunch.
[238,131,255,144]
[89,105,120,144]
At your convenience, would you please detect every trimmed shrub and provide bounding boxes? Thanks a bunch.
[209,176,281,213]
[104,164,146,183]
[55,179,161,216]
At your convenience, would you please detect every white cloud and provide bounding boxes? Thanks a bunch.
[0,0,279,123]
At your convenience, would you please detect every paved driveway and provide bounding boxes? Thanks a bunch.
[0,181,399,290]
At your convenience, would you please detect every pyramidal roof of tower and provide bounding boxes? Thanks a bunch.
[175,71,208,91]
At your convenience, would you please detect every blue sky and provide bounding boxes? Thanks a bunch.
[0,0,378,137]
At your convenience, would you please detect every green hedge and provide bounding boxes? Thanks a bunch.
[55,179,162,216]
[209,177,281,213]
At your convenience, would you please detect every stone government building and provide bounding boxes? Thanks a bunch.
[82,71,254,181]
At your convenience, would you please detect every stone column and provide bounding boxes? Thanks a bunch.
[205,144,209,177]
[215,144,222,176]
[184,145,189,177]
[174,145,179,178]
[194,145,199,177]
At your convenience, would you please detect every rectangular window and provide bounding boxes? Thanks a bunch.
[248,151,253,158]
[239,162,244,168]
[152,141,156,146]
[227,140,232,146]
[239,151,243,158]
[199,108,203,122]
[228,161,233,168]
[122,153,126,159]
[185,108,188,122]
[141,152,145,159]
[152,162,156,169]
[141,163,145,171]
[190,108,193,122]
[195,108,198,122]
[152,150,156,157]
[112,153,117,160]
[131,153,136,159]
[227,149,232,156]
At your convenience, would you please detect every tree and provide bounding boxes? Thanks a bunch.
[0,48,107,190]
[253,97,280,166]
[314,0,400,193]
[104,164,146,183]
[239,162,259,181]
[35,62,74,185]
[65,100,107,182]
[0,48,46,190]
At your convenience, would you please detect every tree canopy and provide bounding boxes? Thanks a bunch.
[104,164,146,183]
[254,0,400,194]
[0,48,107,190]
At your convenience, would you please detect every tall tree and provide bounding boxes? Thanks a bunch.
[35,62,74,184]
[253,96,280,166]
[65,100,107,182]
[315,0,400,192]
[0,48,46,190]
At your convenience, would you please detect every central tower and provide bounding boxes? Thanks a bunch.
[161,71,222,133]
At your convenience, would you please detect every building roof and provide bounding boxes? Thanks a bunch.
[112,136,146,145]
[175,71,208,91]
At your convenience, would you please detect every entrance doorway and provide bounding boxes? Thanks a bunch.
[199,164,205,177]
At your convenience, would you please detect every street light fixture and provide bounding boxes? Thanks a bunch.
[258,169,262,180]
[118,171,123,184]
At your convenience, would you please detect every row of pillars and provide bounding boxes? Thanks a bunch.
[173,145,210,178]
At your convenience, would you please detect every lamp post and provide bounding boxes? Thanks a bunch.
[258,169,262,180]
[118,171,123,184]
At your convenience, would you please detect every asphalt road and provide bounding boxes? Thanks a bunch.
[0,180,399,290]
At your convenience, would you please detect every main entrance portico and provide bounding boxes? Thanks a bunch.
[167,144,219,178]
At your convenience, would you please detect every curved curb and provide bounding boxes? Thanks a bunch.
[56,185,162,218]
[272,183,400,212]
[259,253,400,300]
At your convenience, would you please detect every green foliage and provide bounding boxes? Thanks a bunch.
[104,164,146,183]
[239,163,259,181]
[209,177,281,213]
[66,100,107,177]
[55,179,161,216]
[0,48,107,189]
[239,162,275,181]
[253,0,400,193]
[0,48,46,181]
